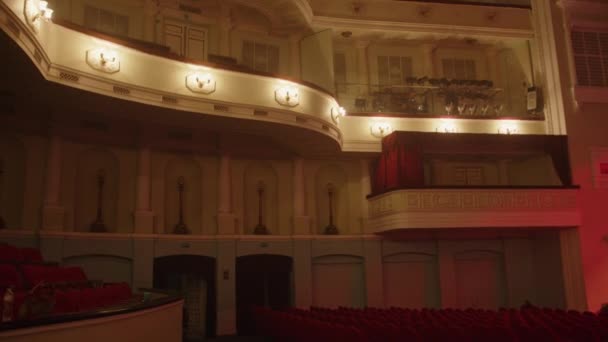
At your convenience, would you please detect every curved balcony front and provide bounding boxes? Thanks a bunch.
[0,0,342,154]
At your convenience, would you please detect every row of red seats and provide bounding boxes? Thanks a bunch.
[0,263,87,289]
[0,244,43,262]
[254,306,608,342]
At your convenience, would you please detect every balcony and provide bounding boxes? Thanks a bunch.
[367,186,580,233]
[336,80,542,121]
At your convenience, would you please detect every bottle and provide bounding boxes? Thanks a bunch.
[2,287,14,322]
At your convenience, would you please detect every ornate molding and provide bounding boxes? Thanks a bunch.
[370,189,579,217]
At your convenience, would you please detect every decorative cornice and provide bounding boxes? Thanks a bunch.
[368,188,581,232]
[311,16,535,39]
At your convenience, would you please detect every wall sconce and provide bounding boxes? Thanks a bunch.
[497,123,518,135]
[24,0,54,33]
[86,48,120,73]
[331,106,346,124]
[436,120,457,133]
[370,122,392,138]
[186,73,216,94]
[275,85,299,107]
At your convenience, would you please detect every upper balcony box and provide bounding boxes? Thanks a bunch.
[366,131,579,233]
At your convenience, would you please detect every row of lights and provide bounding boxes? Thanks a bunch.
[83,48,349,124]
[368,120,519,137]
[24,3,518,138]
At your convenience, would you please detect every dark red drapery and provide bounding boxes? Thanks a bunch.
[371,131,573,195]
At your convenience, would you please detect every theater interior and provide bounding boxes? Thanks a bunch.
[0,0,608,341]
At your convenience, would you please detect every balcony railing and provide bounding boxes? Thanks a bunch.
[367,186,580,233]
[336,80,542,120]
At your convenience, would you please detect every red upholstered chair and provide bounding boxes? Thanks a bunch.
[19,248,43,263]
[0,264,22,289]
[0,244,21,262]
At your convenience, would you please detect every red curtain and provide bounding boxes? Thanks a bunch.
[370,131,572,196]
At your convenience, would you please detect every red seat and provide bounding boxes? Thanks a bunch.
[0,264,22,288]
[19,248,43,263]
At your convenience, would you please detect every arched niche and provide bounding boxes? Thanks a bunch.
[243,162,278,235]
[164,157,202,234]
[74,148,119,232]
[62,254,132,285]
[453,250,507,309]
[315,164,349,234]
[383,252,440,308]
[312,254,365,308]
[0,136,25,229]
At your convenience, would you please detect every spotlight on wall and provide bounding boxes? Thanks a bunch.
[436,120,457,133]
[186,73,216,94]
[24,0,54,33]
[497,122,519,135]
[370,122,392,138]
[331,106,346,124]
[86,48,120,73]
[275,85,299,107]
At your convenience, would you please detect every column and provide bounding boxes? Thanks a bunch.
[355,40,370,96]
[218,4,233,56]
[530,0,567,134]
[134,145,154,233]
[293,237,312,308]
[289,34,301,79]
[359,159,371,234]
[293,158,310,235]
[559,228,588,311]
[216,239,237,335]
[420,43,436,77]
[364,237,384,307]
[217,153,235,234]
[485,46,502,88]
[41,134,64,231]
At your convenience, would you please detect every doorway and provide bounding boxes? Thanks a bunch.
[153,255,216,340]
[236,254,293,335]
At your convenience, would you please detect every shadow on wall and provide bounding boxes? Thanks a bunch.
[164,157,202,234]
[75,148,119,232]
[244,162,278,235]
[315,165,349,234]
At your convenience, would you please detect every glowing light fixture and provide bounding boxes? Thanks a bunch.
[498,122,518,135]
[86,48,120,73]
[436,120,457,133]
[331,106,346,124]
[275,85,299,107]
[370,122,393,138]
[186,73,216,94]
[24,0,54,33]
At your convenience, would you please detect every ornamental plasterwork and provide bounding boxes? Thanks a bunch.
[369,189,579,217]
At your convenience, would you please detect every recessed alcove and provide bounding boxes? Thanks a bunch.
[74,148,119,232]
[315,164,349,234]
[383,252,440,308]
[453,250,507,309]
[164,157,202,234]
[243,162,278,235]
